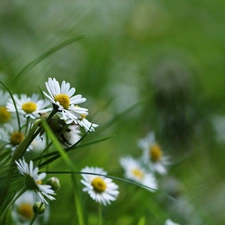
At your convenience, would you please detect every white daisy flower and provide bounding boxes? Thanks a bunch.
[11,191,36,225]
[120,156,157,191]
[61,124,81,147]
[43,78,88,125]
[12,191,49,225]
[7,94,51,119]
[81,166,119,206]
[165,219,180,225]
[16,158,56,205]
[0,90,26,128]
[0,89,14,124]
[0,123,33,152]
[138,132,169,175]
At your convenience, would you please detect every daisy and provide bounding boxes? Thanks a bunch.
[12,191,49,225]
[7,94,51,119]
[0,89,12,124]
[165,219,180,225]
[11,191,36,225]
[61,124,81,147]
[138,132,169,175]
[80,166,119,206]
[120,156,157,191]
[0,123,33,152]
[43,78,88,124]
[16,158,56,205]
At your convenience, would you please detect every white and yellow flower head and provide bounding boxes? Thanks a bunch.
[7,93,51,119]
[16,158,56,205]
[81,166,119,206]
[43,78,89,125]
[119,156,157,191]
[12,191,49,225]
[0,123,33,152]
[138,132,169,175]
[11,191,36,224]
[0,90,13,124]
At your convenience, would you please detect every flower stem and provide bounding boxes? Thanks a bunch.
[29,214,38,225]
[98,204,103,225]
[71,173,85,225]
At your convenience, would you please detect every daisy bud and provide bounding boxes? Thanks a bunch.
[47,177,60,191]
[33,202,45,215]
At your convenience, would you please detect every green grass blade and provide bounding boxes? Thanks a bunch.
[42,121,75,171]
[10,36,84,87]
[37,135,112,168]
[0,81,21,130]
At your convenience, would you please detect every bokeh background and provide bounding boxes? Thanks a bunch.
[1,0,225,224]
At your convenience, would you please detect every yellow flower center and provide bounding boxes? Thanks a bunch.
[10,132,25,145]
[22,101,37,114]
[91,177,107,193]
[17,202,34,219]
[132,168,144,179]
[0,106,11,123]
[80,114,86,120]
[36,180,42,185]
[150,143,163,162]
[54,94,70,109]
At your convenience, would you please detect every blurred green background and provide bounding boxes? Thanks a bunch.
[1,0,225,224]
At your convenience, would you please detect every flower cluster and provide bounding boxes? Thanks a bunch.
[0,78,98,154]
[0,77,99,224]
[0,77,182,224]
[120,132,170,191]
